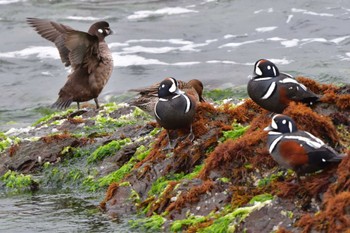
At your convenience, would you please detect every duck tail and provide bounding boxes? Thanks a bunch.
[52,97,73,110]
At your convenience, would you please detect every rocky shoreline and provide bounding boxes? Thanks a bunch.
[0,77,349,232]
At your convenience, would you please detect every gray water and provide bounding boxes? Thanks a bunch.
[0,192,137,233]
[1,0,350,231]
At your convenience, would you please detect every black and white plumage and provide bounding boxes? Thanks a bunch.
[154,77,197,149]
[264,114,345,179]
[27,18,114,109]
[248,59,319,113]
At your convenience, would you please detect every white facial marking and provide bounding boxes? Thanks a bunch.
[288,121,293,132]
[272,66,277,76]
[322,158,326,162]
[255,61,263,75]
[161,84,165,88]
[169,79,177,93]
[271,118,278,129]
[98,29,103,34]
[267,65,271,70]
[261,81,276,99]
[282,120,287,124]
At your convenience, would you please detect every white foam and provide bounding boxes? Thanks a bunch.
[268,58,293,65]
[286,14,293,23]
[255,26,277,33]
[254,8,273,14]
[109,42,130,48]
[0,0,24,4]
[127,7,198,20]
[291,8,333,17]
[126,39,193,45]
[300,38,327,46]
[112,53,167,67]
[330,35,350,44]
[267,37,286,41]
[171,61,201,66]
[281,39,299,47]
[66,16,100,21]
[206,60,238,64]
[219,39,264,48]
[121,45,179,54]
[112,53,202,67]
[0,46,59,59]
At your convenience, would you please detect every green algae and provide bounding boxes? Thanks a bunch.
[0,170,36,193]
[204,86,248,104]
[171,215,207,232]
[148,165,204,196]
[200,199,272,233]
[220,122,249,142]
[0,133,21,152]
[257,171,292,187]
[98,145,151,187]
[32,108,74,126]
[248,193,274,204]
[129,214,166,232]
[88,138,132,163]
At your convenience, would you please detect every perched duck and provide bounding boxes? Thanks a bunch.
[130,78,204,116]
[265,114,345,181]
[154,77,197,149]
[27,18,114,109]
[248,59,319,113]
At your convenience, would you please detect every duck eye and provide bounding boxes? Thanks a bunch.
[98,29,103,34]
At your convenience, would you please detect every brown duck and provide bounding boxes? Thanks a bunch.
[27,18,114,109]
[130,78,205,115]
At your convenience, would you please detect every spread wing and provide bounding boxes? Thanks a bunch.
[27,18,73,66]
[27,18,99,72]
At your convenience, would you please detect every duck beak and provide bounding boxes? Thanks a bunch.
[264,125,273,131]
[106,28,113,35]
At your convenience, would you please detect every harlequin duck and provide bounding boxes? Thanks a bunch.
[264,114,345,181]
[248,59,319,113]
[154,77,197,149]
[27,18,114,109]
[131,78,204,116]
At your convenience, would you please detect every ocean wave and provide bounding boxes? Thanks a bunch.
[0,0,25,5]
[66,16,101,21]
[0,46,59,59]
[127,7,198,20]
[112,53,201,67]
[291,8,333,17]
[126,39,193,45]
[219,39,264,48]
[255,26,278,33]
